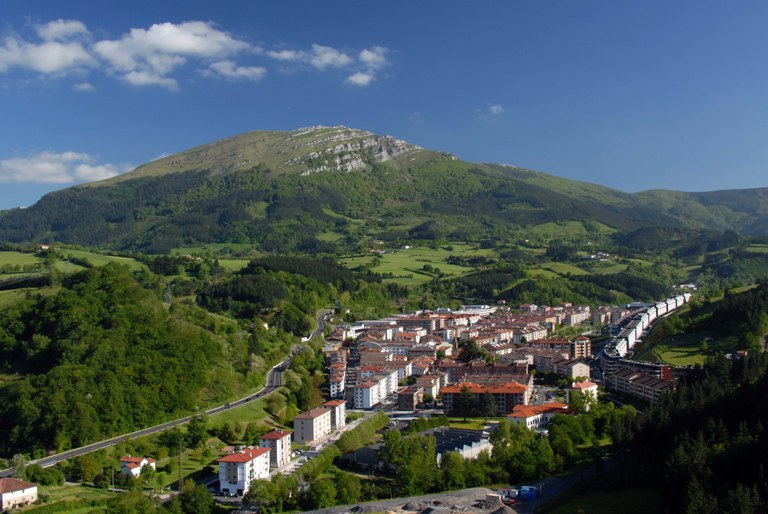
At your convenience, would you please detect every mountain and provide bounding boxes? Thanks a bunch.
[1,125,767,254]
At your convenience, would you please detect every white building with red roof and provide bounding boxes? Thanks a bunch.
[119,456,156,477]
[508,402,569,431]
[259,429,292,468]
[217,446,270,496]
[0,478,38,511]
[568,380,599,404]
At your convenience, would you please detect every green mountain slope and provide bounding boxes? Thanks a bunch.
[1,126,766,253]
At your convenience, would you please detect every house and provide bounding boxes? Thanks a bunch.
[259,429,292,468]
[0,478,38,511]
[119,456,156,477]
[508,402,569,431]
[568,381,599,404]
[218,447,270,496]
[293,407,333,445]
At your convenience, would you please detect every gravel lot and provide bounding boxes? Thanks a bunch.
[302,487,520,514]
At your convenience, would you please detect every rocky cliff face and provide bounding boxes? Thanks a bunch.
[282,125,421,174]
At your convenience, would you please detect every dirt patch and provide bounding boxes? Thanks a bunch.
[303,487,518,514]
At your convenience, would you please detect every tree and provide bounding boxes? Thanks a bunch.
[440,451,466,490]
[185,415,208,449]
[381,430,439,495]
[179,479,214,514]
[304,478,337,509]
[140,463,155,485]
[72,454,101,483]
[335,471,362,504]
[454,384,476,421]
[10,453,28,478]
[457,339,492,363]
[479,391,497,420]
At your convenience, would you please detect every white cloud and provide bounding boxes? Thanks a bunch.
[123,70,179,90]
[309,44,352,69]
[93,21,253,89]
[36,19,89,41]
[0,36,96,74]
[207,60,267,81]
[266,49,304,61]
[359,46,388,70]
[0,151,132,184]
[0,19,393,89]
[346,72,374,86]
[490,104,505,115]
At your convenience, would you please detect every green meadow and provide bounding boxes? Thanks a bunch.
[340,243,496,286]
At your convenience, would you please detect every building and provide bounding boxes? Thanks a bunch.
[293,407,333,445]
[119,456,157,477]
[441,381,530,415]
[323,399,347,430]
[508,402,569,431]
[398,385,424,410]
[350,381,382,409]
[568,381,599,406]
[605,369,675,404]
[217,447,270,496]
[259,429,292,468]
[0,478,38,511]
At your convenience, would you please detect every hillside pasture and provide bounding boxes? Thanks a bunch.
[340,244,496,286]
[532,261,590,276]
[0,250,44,268]
[60,249,145,270]
[171,243,257,257]
[527,220,616,241]
[633,331,740,366]
[218,259,250,272]
[0,289,34,310]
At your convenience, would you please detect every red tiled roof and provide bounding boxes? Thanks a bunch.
[120,456,145,464]
[508,402,569,419]
[442,381,527,395]
[260,429,292,440]
[0,478,37,493]
[572,381,598,389]
[323,399,346,407]
[217,447,269,463]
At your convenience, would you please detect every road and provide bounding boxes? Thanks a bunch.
[0,309,332,478]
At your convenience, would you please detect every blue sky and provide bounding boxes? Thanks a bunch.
[1,1,767,210]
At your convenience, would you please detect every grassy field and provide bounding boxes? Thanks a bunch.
[538,486,663,514]
[0,289,35,310]
[61,249,145,270]
[527,220,616,241]
[218,259,250,272]
[745,244,768,253]
[533,262,590,276]
[633,331,740,366]
[579,261,628,274]
[0,250,44,266]
[340,244,496,286]
[22,484,116,512]
[171,243,258,257]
